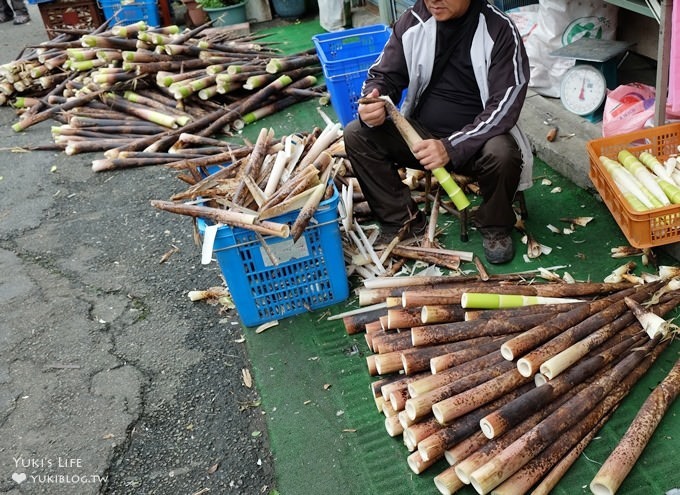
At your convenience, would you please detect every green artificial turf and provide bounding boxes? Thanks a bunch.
[229,18,680,495]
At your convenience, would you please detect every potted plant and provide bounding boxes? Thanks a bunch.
[180,0,210,27]
[196,0,248,26]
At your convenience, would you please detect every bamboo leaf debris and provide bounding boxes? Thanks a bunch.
[339,270,680,494]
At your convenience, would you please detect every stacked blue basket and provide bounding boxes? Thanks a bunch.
[492,0,538,10]
[100,0,160,26]
[312,24,391,127]
[197,186,349,327]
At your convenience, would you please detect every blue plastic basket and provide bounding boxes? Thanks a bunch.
[197,186,349,327]
[99,0,160,26]
[323,69,366,128]
[313,24,391,78]
[313,24,391,126]
[492,0,538,11]
[27,0,53,5]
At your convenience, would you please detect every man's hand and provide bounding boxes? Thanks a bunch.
[357,88,386,127]
[412,139,449,171]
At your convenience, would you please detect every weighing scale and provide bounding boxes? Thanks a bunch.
[551,38,633,123]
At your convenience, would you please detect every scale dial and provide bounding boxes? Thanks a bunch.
[560,64,607,116]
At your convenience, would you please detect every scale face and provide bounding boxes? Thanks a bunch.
[560,64,607,117]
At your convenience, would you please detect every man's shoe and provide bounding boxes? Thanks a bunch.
[481,229,514,264]
[13,14,30,24]
[375,210,428,247]
[0,11,12,22]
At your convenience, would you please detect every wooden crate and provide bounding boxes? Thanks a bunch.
[38,0,104,39]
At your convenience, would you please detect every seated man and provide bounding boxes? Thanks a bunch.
[344,0,533,264]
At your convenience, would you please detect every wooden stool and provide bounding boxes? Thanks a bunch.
[424,172,529,242]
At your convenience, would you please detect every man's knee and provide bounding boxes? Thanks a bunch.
[480,134,522,178]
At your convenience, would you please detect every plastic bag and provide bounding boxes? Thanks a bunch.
[318,0,344,32]
[602,83,656,137]
[524,0,618,97]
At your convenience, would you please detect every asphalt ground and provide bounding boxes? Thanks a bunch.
[2,6,678,495]
[0,9,278,495]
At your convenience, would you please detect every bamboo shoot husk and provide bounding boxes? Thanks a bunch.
[390,246,461,270]
[409,350,506,397]
[290,163,332,242]
[257,186,318,220]
[231,127,273,206]
[405,360,515,421]
[400,336,508,375]
[480,331,645,440]
[149,200,289,238]
[418,383,534,463]
[444,430,489,466]
[589,357,680,495]
[387,307,425,329]
[514,285,659,377]
[296,122,342,170]
[540,294,680,380]
[433,465,466,495]
[455,381,582,485]
[373,331,413,354]
[499,285,643,361]
[400,282,632,309]
[432,368,533,425]
[421,304,466,325]
[468,334,665,494]
[259,164,319,211]
[497,340,670,495]
[411,312,553,347]
[429,336,519,375]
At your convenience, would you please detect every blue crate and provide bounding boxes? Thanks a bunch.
[324,69,367,127]
[99,0,160,26]
[313,24,391,126]
[27,0,53,5]
[313,24,391,79]
[493,0,538,11]
[197,186,349,327]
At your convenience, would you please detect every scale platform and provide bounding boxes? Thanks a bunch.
[551,38,634,123]
[551,38,634,88]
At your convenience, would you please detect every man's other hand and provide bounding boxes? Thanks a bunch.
[357,88,386,127]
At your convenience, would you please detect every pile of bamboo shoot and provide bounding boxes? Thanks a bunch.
[599,149,680,212]
[149,121,346,240]
[1,20,328,164]
[335,272,680,494]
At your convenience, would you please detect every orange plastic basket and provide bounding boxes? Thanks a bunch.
[587,122,680,248]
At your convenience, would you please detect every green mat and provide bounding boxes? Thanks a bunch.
[234,19,680,495]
